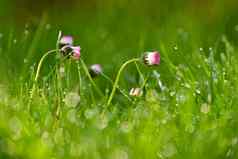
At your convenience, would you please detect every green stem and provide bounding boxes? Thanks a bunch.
[28,49,57,111]
[77,61,82,94]
[135,61,145,82]
[141,75,149,89]
[101,72,132,102]
[80,59,104,97]
[107,58,140,106]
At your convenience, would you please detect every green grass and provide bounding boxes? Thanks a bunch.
[1,1,238,159]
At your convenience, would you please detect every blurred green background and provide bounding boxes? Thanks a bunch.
[0,1,238,159]
[0,0,238,82]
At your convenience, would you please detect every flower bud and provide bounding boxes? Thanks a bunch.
[59,36,73,48]
[60,45,81,60]
[143,51,160,66]
[129,88,142,97]
[89,64,102,78]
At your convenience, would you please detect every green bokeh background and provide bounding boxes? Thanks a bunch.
[0,1,238,159]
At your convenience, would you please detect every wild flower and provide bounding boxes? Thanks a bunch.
[129,88,142,97]
[60,45,81,60]
[143,51,160,66]
[59,35,73,48]
[89,64,102,78]
[71,46,81,60]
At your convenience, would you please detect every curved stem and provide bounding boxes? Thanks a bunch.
[34,49,58,83]
[101,72,132,102]
[80,59,104,97]
[28,49,57,110]
[107,58,140,106]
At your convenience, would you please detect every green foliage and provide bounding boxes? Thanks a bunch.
[0,1,238,159]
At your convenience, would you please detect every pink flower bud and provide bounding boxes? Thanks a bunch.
[143,51,160,66]
[89,64,102,78]
[59,36,73,48]
[60,45,81,60]
[71,46,81,60]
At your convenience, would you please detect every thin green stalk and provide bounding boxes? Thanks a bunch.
[80,59,104,97]
[28,49,57,111]
[135,61,145,82]
[101,72,132,102]
[140,75,149,89]
[107,58,140,106]
[77,61,82,94]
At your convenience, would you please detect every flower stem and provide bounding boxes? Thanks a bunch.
[28,49,57,111]
[101,72,132,102]
[107,58,140,106]
[80,59,104,97]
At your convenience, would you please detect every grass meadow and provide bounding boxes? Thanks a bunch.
[0,0,238,158]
